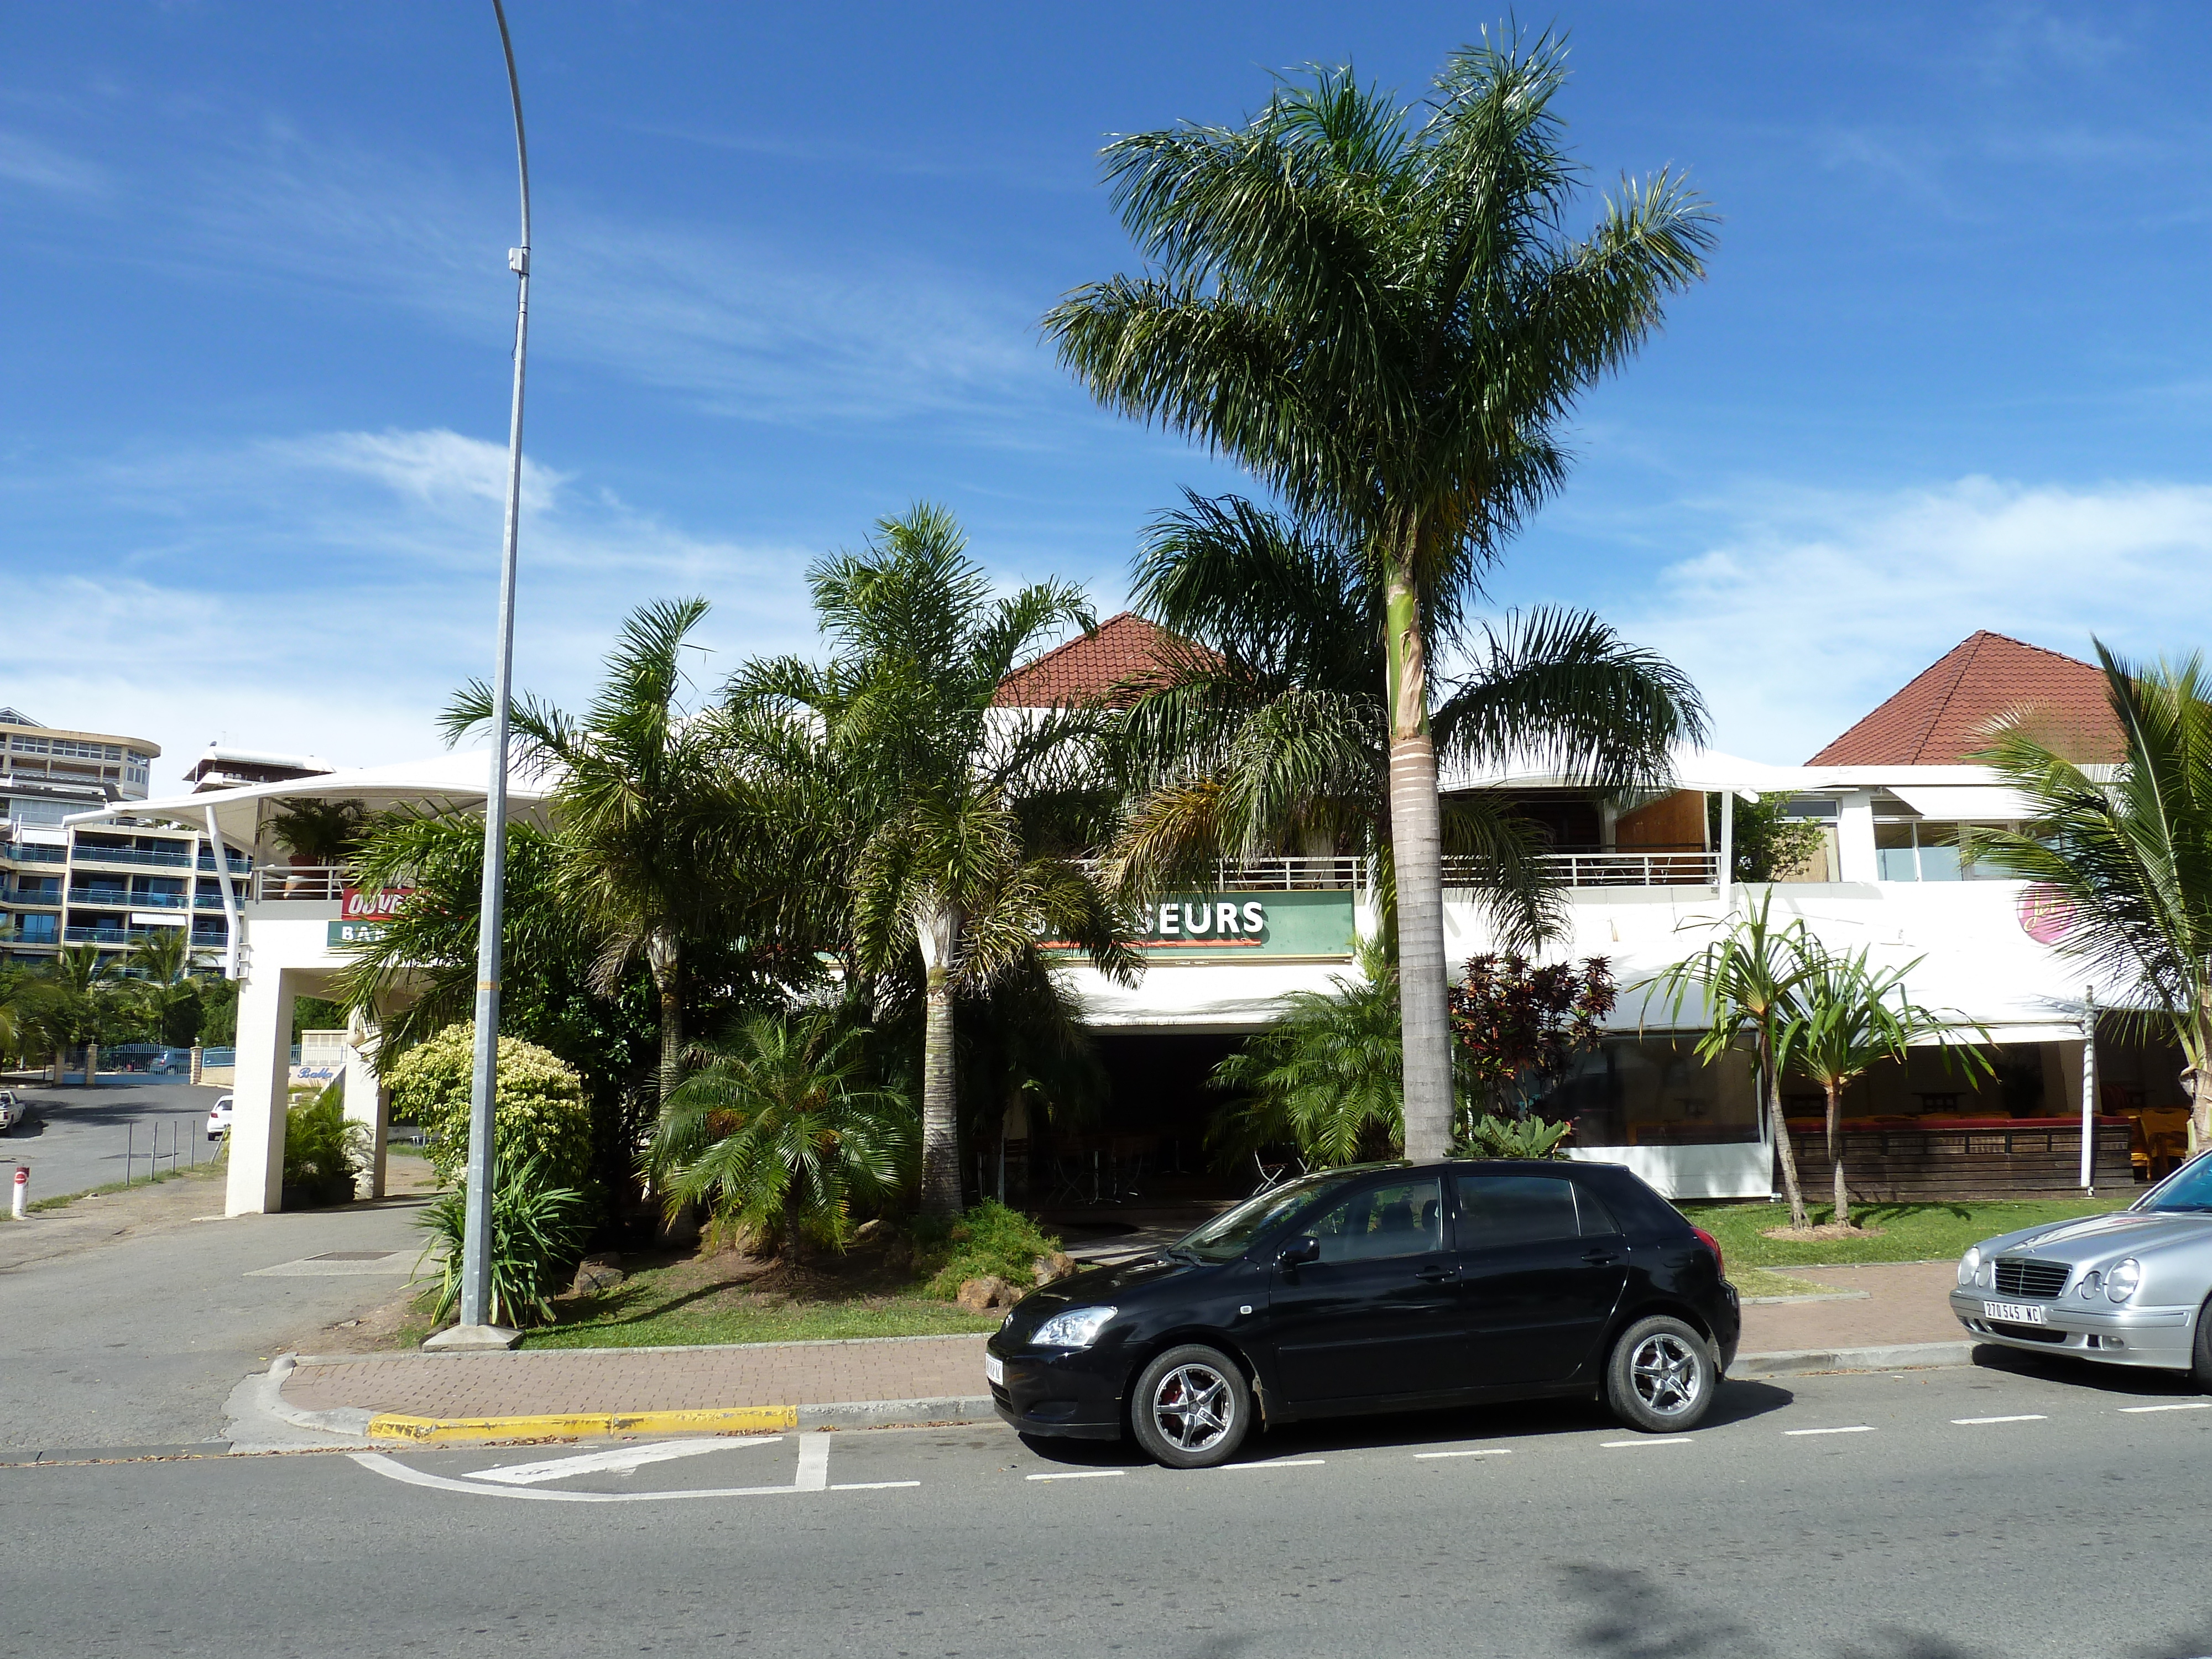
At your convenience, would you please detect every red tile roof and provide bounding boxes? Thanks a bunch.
[1807,631,2123,765]
[992,612,1194,708]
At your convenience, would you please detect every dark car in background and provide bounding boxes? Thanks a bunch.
[987,1159,1738,1468]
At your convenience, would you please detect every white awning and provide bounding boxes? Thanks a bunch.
[1887,784,2034,821]
[64,749,555,847]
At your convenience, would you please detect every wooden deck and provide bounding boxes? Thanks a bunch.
[1786,1117,2133,1202]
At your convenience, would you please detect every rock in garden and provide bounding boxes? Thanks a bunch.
[570,1257,626,1295]
[1032,1251,1077,1285]
[852,1218,893,1246]
[956,1275,1016,1312]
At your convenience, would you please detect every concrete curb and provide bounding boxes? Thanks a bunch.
[1731,1341,1975,1378]
[222,1354,376,1452]
[357,1396,1003,1445]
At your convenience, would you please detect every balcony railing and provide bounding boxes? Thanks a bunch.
[8,889,62,907]
[194,890,231,909]
[64,925,135,945]
[249,864,346,901]
[68,888,188,909]
[4,843,67,864]
[1510,851,1720,888]
[197,853,253,874]
[70,843,193,869]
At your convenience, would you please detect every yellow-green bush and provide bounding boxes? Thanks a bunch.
[383,1023,591,1193]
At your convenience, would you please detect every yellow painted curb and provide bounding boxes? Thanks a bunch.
[367,1404,800,1444]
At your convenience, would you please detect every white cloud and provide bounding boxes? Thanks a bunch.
[1616,477,2212,763]
[0,128,108,197]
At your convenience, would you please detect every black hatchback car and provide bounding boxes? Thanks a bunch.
[987,1159,1739,1467]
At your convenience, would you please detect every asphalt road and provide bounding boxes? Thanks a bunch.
[0,1076,226,1202]
[7,1355,2212,1659]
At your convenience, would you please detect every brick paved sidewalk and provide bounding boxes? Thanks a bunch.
[281,1261,1969,1422]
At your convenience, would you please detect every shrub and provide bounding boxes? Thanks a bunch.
[1454,1114,1572,1160]
[284,1079,368,1205]
[416,1154,591,1327]
[914,1201,1062,1300]
[384,1023,591,1193]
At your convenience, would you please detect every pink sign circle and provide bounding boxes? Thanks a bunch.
[2017,885,2072,946]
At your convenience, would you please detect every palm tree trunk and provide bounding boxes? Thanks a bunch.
[646,931,681,1106]
[2193,999,2212,1156]
[1765,1032,1809,1227]
[1827,1080,1850,1229]
[1385,564,1452,1162]
[917,904,963,1219]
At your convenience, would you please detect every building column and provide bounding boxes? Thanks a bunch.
[344,1020,388,1201]
[1835,790,1879,883]
[227,965,298,1217]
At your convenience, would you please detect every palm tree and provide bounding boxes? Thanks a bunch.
[123,928,203,1048]
[1971,644,2212,1151]
[1777,942,1990,1228]
[42,943,120,1085]
[1111,492,1705,952]
[445,598,757,1106]
[1644,894,1816,1227]
[727,504,1138,1217]
[1046,35,1715,1157]
[1211,938,1405,1170]
[645,1010,916,1257]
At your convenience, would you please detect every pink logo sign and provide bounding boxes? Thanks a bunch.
[2017,885,2072,945]
[340,885,414,921]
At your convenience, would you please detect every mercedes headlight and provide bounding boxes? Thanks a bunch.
[1958,1247,1981,1288]
[1032,1306,1117,1349]
[2078,1270,2103,1300]
[2106,1259,2142,1305]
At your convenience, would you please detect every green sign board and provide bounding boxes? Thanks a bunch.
[327,920,392,948]
[1048,889,1357,963]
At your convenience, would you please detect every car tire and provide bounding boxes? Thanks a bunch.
[1129,1343,1251,1469]
[2193,1297,2212,1391]
[1605,1314,1719,1433]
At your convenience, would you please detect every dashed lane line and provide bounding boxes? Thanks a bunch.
[1783,1426,1876,1437]
[1950,1415,2048,1426]
[1415,1449,1512,1459]
[2120,1402,2212,1414]
[1219,1458,1326,1470]
[1027,1469,1124,1481]
[1600,1438,1693,1448]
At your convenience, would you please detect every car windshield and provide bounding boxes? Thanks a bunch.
[1172,1170,1364,1263]
[2137,1153,2212,1214]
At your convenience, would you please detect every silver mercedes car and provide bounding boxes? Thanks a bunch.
[1950,1151,2212,1383]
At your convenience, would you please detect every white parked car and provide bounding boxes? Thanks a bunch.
[0,1091,23,1133]
[206,1094,234,1141]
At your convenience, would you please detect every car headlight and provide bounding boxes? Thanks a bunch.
[2106,1259,2142,1305]
[1958,1247,1981,1288]
[1031,1305,1117,1349]
[2078,1270,2103,1300]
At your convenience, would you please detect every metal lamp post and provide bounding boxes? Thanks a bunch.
[441,0,531,1345]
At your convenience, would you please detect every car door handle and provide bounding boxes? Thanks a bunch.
[1414,1265,1456,1282]
[1583,1250,1620,1266]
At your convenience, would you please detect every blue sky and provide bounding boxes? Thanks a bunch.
[7,2,2212,779]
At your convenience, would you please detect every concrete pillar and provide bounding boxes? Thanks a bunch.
[344,1023,388,1201]
[227,965,298,1216]
[1835,790,1878,883]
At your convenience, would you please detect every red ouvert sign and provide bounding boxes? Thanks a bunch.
[340,886,414,922]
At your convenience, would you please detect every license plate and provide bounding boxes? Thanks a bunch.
[984,1353,1005,1386]
[1983,1301,2048,1325]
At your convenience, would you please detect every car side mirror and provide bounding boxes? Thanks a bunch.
[1278,1235,1321,1270]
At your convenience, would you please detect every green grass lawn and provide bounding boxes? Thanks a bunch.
[1681,1194,2127,1269]
[1728,1263,1838,1299]
[517,1258,1003,1351]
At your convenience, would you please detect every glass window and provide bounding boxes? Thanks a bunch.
[1539,1038,1760,1147]
[1175,1169,1363,1262]
[1305,1176,1443,1262]
[1573,1183,1622,1237]
[2139,1154,2212,1215]
[1916,822,1961,881]
[1875,821,1918,880]
[1455,1174,1580,1248]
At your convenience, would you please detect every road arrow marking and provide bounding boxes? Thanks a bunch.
[472,1437,778,1486]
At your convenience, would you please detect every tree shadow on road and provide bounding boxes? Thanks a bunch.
[1557,1565,2001,1659]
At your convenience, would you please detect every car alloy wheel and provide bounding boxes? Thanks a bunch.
[1629,1331,1704,1418]
[1151,1363,1234,1454]
[1128,1343,1252,1469]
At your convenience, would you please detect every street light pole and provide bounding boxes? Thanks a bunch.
[449,0,531,1343]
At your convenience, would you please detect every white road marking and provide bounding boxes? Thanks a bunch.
[1950,1415,2048,1425]
[2120,1402,2212,1414]
[1027,1469,1123,1481]
[349,1454,805,1503]
[795,1433,831,1492]
[1783,1426,1876,1437]
[1220,1458,1325,1470]
[1600,1438,1693,1448]
[472,1437,778,1486]
[1415,1448,1512,1459]
[830,1480,922,1490]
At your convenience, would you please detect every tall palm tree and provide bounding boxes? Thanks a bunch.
[445,598,757,1106]
[728,504,1138,1217]
[1644,894,1816,1227]
[42,943,120,1085]
[123,928,203,1048]
[1777,942,1990,1228]
[1971,644,2212,1151]
[1046,34,1715,1157]
[1112,492,1705,952]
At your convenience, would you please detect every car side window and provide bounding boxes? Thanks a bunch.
[1454,1174,1580,1249]
[1572,1182,1622,1238]
[1305,1177,1444,1263]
